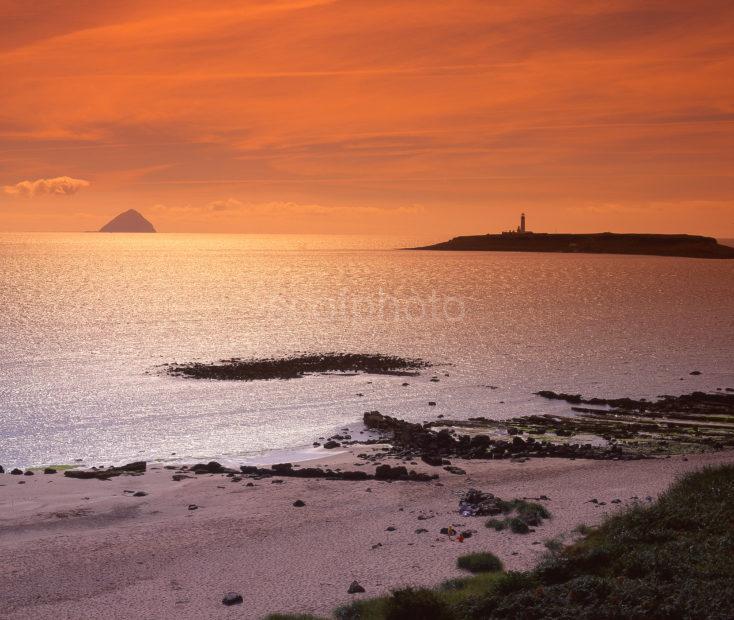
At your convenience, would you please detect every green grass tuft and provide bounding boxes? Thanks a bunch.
[507,517,530,534]
[265,615,326,620]
[457,552,503,574]
[484,518,506,531]
[484,499,550,533]
[384,588,452,620]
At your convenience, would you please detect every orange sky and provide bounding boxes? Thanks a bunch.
[1,0,733,235]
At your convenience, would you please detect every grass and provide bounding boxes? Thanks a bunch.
[327,464,734,619]
[265,616,326,620]
[456,552,503,574]
[484,499,550,534]
[507,517,529,534]
[335,574,504,620]
[484,518,506,531]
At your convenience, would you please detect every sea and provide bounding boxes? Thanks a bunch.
[1,233,733,469]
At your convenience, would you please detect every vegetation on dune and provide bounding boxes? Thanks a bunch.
[483,499,550,534]
[330,465,734,619]
[456,552,503,574]
[265,615,327,620]
[165,353,429,381]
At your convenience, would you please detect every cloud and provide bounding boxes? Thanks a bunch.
[3,176,91,197]
[202,199,424,217]
[151,199,425,218]
[206,198,245,212]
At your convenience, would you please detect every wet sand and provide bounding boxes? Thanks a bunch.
[1,448,732,619]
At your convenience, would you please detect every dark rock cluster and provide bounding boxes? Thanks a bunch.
[238,461,436,482]
[63,461,147,480]
[363,411,637,462]
[164,353,429,381]
[535,390,734,419]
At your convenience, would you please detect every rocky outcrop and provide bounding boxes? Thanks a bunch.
[64,461,147,480]
[189,461,240,475]
[363,411,642,461]
[165,353,429,381]
[239,461,436,482]
[535,390,734,418]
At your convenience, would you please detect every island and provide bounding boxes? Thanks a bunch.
[412,214,734,259]
[98,209,156,233]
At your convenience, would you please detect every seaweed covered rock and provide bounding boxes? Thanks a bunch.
[64,461,146,480]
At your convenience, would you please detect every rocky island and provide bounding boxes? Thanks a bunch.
[413,216,734,258]
[414,232,734,259]
[98,209,156,233]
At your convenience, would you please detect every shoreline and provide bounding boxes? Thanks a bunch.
[6,382,733,472]
[2,443,733,619]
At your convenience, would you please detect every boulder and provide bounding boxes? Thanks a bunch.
[348,581,365,594]
[375,464,408,480]
[191,461,224,474]
[117,461,147,473]
[222,592,243,606]
[421,454,444,467]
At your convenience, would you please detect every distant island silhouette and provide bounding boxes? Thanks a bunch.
[413,214,734,259]
[99,209,156,233]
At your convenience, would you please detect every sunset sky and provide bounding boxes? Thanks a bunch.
[1,0,732,235]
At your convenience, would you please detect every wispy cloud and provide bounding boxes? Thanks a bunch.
[3,176,91,197]
[193,199,425,217]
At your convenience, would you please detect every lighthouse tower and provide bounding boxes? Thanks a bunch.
[519,213,526,233]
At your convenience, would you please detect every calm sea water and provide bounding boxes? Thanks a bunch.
[1,233,733,468]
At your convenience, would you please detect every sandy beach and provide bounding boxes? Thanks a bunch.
[2,448,732,620]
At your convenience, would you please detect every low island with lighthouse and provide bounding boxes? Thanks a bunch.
[412,214,734,259]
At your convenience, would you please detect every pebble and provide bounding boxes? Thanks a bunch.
[222,592,243,606]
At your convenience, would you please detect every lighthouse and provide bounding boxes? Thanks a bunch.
[520,213,526,233]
